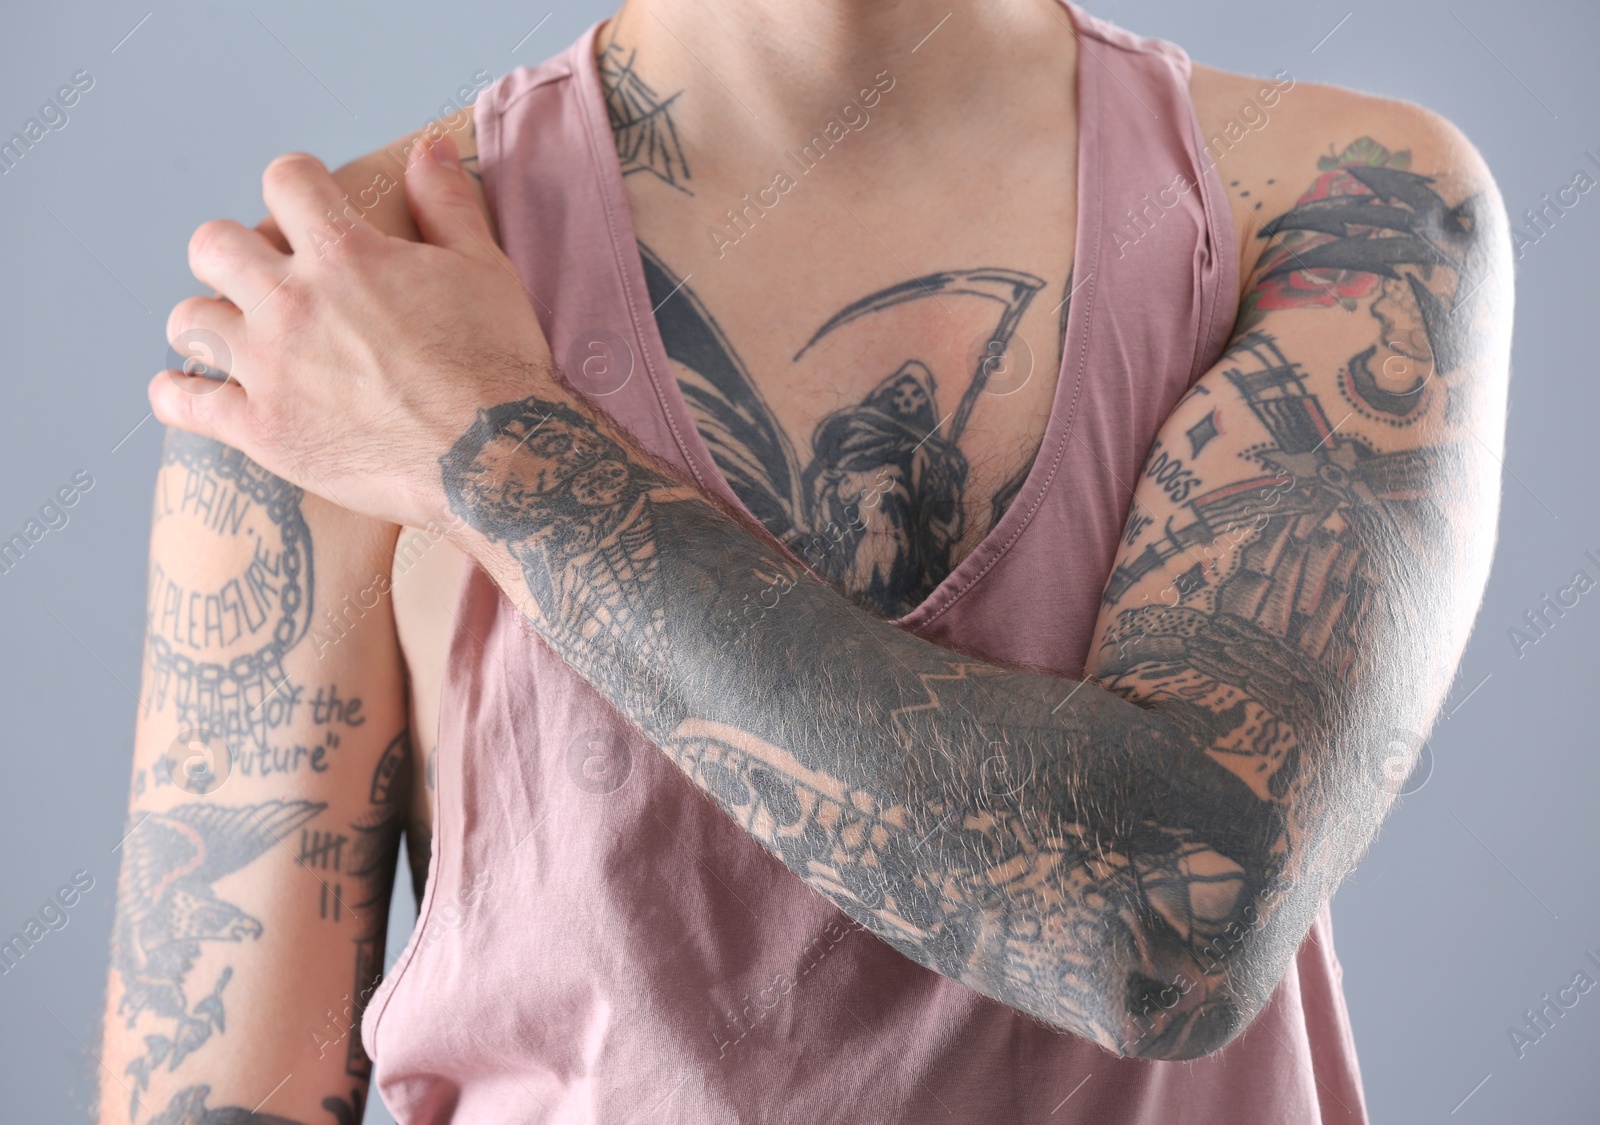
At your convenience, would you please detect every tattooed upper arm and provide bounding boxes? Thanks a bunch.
[101,107,486,1117]
[1084,106,1511,1052]
[100,426,413,1123]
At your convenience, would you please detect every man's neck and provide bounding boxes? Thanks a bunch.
[601,0,1079,170]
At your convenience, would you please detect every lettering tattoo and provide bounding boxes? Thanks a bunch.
[642,242,1053,618]
[145,432,313,754]
[440,132,1498,1058]
[112,799,325,1114]
[144,432,373,788]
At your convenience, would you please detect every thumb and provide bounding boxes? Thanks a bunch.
[405,135,500,263]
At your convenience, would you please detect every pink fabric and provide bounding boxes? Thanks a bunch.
[363,4,1370,1121]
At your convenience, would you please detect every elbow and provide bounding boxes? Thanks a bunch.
[1115,981,1255,1060]
[1104,964,1251,1060]
[1106,915,1290,1061]
[1008,955,1260,1060]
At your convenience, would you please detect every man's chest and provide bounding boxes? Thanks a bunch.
[624,174,1080,619]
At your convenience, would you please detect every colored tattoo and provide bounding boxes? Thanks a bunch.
[439,130,1500,1060]
[1239,136,1492,382]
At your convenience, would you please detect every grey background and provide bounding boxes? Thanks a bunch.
[0,0,1593,1121]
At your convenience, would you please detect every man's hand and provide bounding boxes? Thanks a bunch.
[151,136,552,528]
[150,97,1510,1061]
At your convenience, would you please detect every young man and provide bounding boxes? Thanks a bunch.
[101,0,1511,1121]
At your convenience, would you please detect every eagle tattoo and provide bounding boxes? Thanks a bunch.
[114,799,325,1113]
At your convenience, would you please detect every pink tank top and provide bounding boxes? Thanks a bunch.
[364,5,1369,1121]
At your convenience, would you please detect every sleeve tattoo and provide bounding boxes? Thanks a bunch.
[440,134,1506,1059]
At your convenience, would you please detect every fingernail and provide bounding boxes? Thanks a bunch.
[432,135,460,170]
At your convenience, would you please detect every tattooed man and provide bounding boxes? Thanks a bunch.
[102,0,1510,1121]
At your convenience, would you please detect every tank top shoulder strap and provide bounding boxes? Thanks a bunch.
[473,26,711,477]
[913,3,1240,664]
[1060,0,1237,383]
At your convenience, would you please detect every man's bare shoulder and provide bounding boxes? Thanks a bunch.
[257,111,491,248]
[1188,62,1499,295]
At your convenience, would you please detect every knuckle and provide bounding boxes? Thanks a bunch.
[186,219,231,269]
[262,150,324,191]
[165,296,199,345]
[155,376,194,426]
[261,272,311,323]
[310,221,370,262]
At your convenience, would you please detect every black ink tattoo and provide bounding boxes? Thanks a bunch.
[987,459,1032,530]
[597,35,692,193]
[1092,328,1460,1054]
[1122,507,1154,547]
[144,432,313,753]
[148,1084,362,1125]
[337,730,410,1080]
[1141,442,1201,504]
[1341,343,1432,425]
[113,800,325,1110]
[459,120,482,186]
[641,242,1047,616]
[1186,410,1220,456]
[437,134,1499,1061]
[989,268,1077,532]
[442,392,1284,1056]
[296,830,348,921]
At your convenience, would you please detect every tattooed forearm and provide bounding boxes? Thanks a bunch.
[1089,135,1504,1051]
[441,395,1282,1056]
[113,425,413,1121]
[442,132,1503,1059]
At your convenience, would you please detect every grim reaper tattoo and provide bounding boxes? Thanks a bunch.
[639,242,1051,617]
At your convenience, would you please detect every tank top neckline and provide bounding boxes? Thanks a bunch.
[569,0,1103,630]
